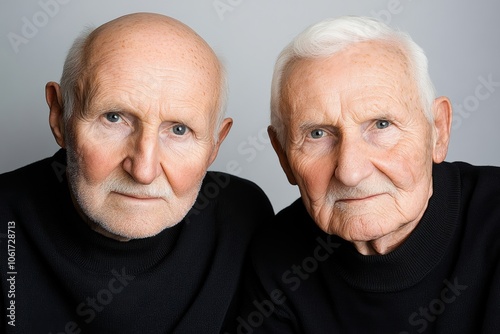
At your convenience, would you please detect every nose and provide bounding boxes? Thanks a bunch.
[122,130,162,185]
[334,137,374,187]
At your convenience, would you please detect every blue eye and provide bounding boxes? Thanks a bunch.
[375,120,390,129]
[105,112,121,123]
[310,129,325,139]
[172,124,188,135]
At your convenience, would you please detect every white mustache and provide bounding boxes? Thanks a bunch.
[326,183,395,204]
[103,175,172,199]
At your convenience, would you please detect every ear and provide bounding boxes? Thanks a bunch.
[268,126,297,185]
[431,96,453,163]
[208,117,233,165]
[46,82,66,148]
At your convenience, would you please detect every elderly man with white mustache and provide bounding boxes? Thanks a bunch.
[232,16,500,333]
[0,13,273,333]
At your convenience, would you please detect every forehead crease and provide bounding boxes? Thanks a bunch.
[289,42,414,98]
[83,20,222,89]
[81,63,218,116]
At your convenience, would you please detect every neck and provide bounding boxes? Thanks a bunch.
[86,220,132,242]
[352,218,421,255]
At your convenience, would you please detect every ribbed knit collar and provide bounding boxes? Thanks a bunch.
[313,162,461,292]
[58,197,186,274]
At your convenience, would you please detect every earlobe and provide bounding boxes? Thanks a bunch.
[268,126,297,185]
[431,96,453,163]
[46,82,66,148]
[208,117,233,165]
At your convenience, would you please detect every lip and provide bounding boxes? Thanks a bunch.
[337,194,382,203]
[112,191,161,201]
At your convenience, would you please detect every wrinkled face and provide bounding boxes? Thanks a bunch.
[65,35,223,239]
[280,41,436,243]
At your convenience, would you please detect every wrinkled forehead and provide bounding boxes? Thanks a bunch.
[77,25,222,117]
[86,23,221,86]
[280,40,419,121]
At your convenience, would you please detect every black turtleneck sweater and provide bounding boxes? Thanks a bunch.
[231,162,500,334]
[0,150,274,333]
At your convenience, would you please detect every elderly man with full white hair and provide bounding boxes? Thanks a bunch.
[233,16,500,333]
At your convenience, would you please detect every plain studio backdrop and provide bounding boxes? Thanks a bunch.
[1,0,499,212]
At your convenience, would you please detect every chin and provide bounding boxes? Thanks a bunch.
[327,216,395,242]
[97,218,180,240]
[76,196,196,240]
[84,206,186,240]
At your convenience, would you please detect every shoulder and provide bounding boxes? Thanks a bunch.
[0,152,66,222]
[453,161,500,188]
[250,199,324,272]
[446,161,500,207]
[435,161,500,202]
[201,171,273,211]
[266,198,319,240]
[0,152,64,197]
[192,171,274,233]
[275,198,310,224]
[203,171,270,203]
[444,161,500,253]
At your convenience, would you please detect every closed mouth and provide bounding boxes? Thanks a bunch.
[337,194,381,203]
[112,191,161,200]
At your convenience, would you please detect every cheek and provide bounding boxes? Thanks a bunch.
[73,135,124,184]
[291,153,335,201]
[375,137,433,192]
[164,162,206,195]
[160,144,213,194]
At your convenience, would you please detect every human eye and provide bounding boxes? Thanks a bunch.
[171,124,190,136]
[308,129,326,139]
[375,119,391,129]
[104,112,123,123]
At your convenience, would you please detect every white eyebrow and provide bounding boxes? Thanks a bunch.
[298,121,338,134]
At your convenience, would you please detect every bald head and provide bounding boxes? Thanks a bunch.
[87,13,221,81]
[60,13,226,129]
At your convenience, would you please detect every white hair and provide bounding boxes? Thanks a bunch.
[59,26,228,140]
[59,26,94,125]
[270,16,436,147]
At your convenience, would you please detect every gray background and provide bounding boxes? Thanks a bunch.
[1,0,499,212]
